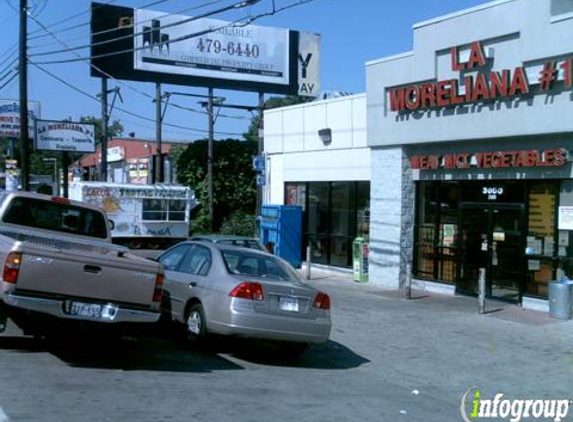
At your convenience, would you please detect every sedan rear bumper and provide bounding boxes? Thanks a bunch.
[2,292,160,324]
[208,304,331,344]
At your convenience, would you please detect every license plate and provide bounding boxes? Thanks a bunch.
[279,297,299,312]
[68,302,102,318]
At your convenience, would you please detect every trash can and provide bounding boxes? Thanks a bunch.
[548,281,573,320]
[352,237,369,283]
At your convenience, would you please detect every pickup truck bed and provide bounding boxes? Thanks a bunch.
[0,192,164,331]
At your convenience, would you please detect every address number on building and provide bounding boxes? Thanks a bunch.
[482,187,504,200]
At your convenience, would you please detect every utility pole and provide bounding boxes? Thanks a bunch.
[207,87,214,232]
[256,92,264,218]
[100,77,108,182]
[19,0,30,191]
[155,82,163,183]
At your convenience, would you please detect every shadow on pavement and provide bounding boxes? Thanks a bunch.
[222,339,371,369]
[0,332,245,373]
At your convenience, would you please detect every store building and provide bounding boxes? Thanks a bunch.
[263,94,370,268]
[366,0,573,309]
[71,137,181,184]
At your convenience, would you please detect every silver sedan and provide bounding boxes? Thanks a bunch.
[157,241,332,356]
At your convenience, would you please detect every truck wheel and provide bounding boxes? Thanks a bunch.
[185,303,207,345]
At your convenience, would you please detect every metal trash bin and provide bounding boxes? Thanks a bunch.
[548,282,573,320]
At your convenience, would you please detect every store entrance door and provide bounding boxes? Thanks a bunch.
[457,204,525,303]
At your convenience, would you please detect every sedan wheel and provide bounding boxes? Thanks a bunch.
[185,303,207,344]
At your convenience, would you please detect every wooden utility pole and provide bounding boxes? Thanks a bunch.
[19,0,30,191]
[100,77,108,181]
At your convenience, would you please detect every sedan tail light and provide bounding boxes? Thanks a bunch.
[313,292,331,310]
[153,273,164,303]
[3,252,22,284]
[229,282,264,301]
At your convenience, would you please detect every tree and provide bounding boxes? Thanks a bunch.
[79,115,124,144]
[243,95,313,142]
[174,139,257,234]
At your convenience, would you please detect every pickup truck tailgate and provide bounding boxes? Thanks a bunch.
[14,245,160,306]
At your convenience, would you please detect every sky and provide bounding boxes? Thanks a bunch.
[0,0,493,142]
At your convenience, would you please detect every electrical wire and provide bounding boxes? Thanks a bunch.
[31,60,244,137]
[27,10,252,122]
[0,71,18,92]
[29,0,260,58]
[29,0,230,51]
[0,57,19,82]
[29,0,316,65]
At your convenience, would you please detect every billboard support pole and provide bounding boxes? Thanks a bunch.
[19,0,30,191]
[155,82,163,184]
[208,87,214,232]
[100,77,108,182]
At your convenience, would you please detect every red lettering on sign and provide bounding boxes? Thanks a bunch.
[490,70,509,97]
[472,73,490,101]
[405,86,420,110]
[420,83,436,108]
[451,46,465,71]
[509,67,529,96]
[436,80,450,107]
[467,41,487,69]
[389,89,406,112]
[449,79,465,105]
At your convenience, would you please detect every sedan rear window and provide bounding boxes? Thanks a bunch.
[2,197,108,239]
[222,251,299,282]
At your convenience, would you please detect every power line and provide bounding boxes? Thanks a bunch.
[29,0,230,51]
[27,9,252,122]
[29,0,316,65]
[0,58,19,81]
[30,61,244,137]
[0,71,18,92]
[29,0,260,58]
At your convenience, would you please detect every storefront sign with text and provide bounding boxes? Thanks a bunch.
[389,40,572,112]
[411,148,567,170]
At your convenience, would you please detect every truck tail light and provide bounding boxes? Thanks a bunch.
[229,282,264,301]
[313,292,331,310]
[51,196,70,205]
[153,273,164,303]
[3,252,22,284]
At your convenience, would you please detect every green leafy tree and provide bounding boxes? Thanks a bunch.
[175,139,257,234]
[79,115,124,144]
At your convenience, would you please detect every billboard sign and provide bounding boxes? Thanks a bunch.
[35,120,96,153]
[297,32,320,97]
[134,10,290,85]
[91,3,320,96]
[0,100,41,138]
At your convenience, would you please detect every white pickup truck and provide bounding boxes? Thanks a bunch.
[0,191,165,335]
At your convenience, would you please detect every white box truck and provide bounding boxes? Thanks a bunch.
[68,182,197,250]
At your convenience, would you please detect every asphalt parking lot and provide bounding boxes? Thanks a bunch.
[0,270,572,422]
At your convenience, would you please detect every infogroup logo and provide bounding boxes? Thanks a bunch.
[460,387,571,422]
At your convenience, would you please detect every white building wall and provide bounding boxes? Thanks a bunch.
[264,94,369,204]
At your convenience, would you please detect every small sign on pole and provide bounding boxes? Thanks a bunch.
[35,120,96,153]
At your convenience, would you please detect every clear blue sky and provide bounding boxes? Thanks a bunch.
[0,0,491,142]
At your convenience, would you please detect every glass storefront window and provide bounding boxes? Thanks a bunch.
[525,182,558,298]
[285,181,370,268]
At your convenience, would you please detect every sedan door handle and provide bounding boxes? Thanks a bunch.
[189,282,197,287]
[84,265,102,274]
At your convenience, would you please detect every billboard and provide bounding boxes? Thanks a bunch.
[134,10,290,85]
[0,100,41,138]
[35,120,96,153]
[90,3,320,96]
